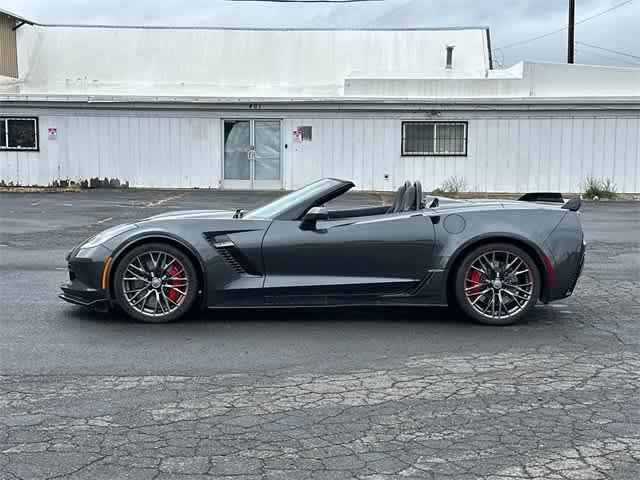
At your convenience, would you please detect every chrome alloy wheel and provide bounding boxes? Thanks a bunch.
[121,251,189,318]
[464,250,534,321]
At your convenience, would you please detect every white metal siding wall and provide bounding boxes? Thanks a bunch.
[1,109,638,193]
[284,115,640,193]
[0,114,221,188]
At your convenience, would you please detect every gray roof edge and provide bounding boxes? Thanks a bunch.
[0,7,35,24]
[24,22,490,32]
[0,8,490,34]
[0,94,638,105]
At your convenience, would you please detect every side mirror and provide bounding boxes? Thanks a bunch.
[300,206,329,230]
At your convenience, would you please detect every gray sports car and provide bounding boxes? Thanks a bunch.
[60,178,585,325]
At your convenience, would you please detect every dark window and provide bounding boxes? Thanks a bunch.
[403,122,434,154]
[402,121,467,156]
[1,118,39,151]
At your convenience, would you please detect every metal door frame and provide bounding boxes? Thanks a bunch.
[221,119,283,190]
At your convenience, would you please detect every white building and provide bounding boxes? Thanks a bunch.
[1,8,638,193]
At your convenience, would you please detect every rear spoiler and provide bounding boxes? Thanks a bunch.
[518,192,564,203]
[518,192,582,212]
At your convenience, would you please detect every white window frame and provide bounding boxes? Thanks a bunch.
[401,121,468,157]
[0,117,39,151]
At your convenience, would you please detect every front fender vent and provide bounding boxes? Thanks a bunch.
[204,234,261,276]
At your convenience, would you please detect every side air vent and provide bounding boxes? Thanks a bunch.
[217,246,247,274]
[204,234,261,276]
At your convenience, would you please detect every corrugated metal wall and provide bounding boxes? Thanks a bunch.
[0,13,18,78]
[0,114,220,188]
[284,114,640,193]
[1,108,638,193]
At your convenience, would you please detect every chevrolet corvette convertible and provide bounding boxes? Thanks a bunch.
[60,178,585,325]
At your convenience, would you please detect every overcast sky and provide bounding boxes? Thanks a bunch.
[3,0,639,68]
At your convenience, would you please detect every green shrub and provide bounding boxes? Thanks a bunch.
[583,177,617,200]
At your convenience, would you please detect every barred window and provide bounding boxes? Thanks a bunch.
[402,121,467,156]
[0,117,39,151]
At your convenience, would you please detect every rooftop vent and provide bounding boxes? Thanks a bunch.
[446,45,455,69]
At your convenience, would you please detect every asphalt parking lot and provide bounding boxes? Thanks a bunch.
[0,190,639,480]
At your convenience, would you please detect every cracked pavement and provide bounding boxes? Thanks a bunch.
[0,192,639,479]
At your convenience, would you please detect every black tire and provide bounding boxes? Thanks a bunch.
[113,242,198,323]
[454,242,541,326]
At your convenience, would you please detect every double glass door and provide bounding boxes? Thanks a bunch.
[223,120,282,190]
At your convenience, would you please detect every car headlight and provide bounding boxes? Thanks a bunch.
[81,224,137,249]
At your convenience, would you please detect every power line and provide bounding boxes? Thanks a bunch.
[576,46,640,66]
[497,0,636,50]
[576,41,640,61]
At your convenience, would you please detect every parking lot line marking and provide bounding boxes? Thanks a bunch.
[145,193,187,208]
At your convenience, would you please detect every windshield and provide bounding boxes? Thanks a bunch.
[244,179,342,220]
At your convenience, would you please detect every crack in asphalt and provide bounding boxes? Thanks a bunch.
[1,347,638,479]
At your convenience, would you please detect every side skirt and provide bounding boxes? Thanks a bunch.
[207,299,449,310]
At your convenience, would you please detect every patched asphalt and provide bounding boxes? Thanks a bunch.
[0,190,638,479]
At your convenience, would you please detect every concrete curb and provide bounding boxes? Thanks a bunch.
[0,186,83,193]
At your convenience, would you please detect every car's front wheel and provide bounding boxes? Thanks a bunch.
[113,243,198,323]
[454,243,541,326]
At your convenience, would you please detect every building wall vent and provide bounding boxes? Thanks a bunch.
[446,45,455,69]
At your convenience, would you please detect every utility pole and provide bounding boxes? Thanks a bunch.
[568,0,576,63]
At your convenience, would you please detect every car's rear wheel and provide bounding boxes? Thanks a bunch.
[454,243,541,326]
[113,243,198,323]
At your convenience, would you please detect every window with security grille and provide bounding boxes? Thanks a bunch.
[401,121,467,156]
[0,117,39,150]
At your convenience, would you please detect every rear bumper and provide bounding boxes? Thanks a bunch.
[567,242,586,295]
[545,240,586,302]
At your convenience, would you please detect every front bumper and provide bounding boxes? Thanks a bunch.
[60,244,113,311]
[59,289,110,312]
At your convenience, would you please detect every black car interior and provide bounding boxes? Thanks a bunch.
[327,180,425,219]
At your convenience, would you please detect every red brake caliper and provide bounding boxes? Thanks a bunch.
[470,270,481,295]
[167,265,181,302]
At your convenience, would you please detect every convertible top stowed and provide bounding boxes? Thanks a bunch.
[61,178,585,325]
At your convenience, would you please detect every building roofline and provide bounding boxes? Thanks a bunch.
[18,21,491,32]
[0,94,638,106]
[521,59,640,72]
[0,8,493,34]
[0,7,35,25]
